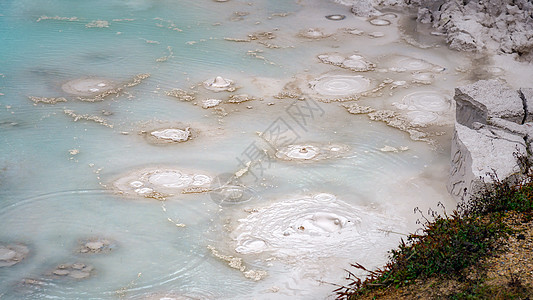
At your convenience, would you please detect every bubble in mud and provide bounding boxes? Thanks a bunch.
[203,76,234,92]
[150,128,191,142]
[275,144,349,161]
[208,173,259,206]
[325,14,345,21]
[277,145,319,160]
[61,78,115,96]
[113,168,213,199]
[0,244,28,267]
[232,193,404,259]
[309,75,371,96]
[369,18,391,26]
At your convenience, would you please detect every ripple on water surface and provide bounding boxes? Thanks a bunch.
[0,190,233,299]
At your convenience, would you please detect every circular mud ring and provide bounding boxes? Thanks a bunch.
[369,18,391,26]
[402,91,450,112]
[310,75,371,96]
[325,14,346,21]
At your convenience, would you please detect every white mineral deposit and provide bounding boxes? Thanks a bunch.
[150,128,191,142]
[203,76,234,92]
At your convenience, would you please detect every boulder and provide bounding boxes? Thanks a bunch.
[455,80,524,129]
[448,123,526,199]
[448,80,533,200]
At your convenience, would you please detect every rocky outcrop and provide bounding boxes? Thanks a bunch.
[448,80,533,200]
[454,80,525,128]
[337,0,533,61]
[411,0,533,59]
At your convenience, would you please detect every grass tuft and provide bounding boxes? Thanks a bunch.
[335,154,533,299]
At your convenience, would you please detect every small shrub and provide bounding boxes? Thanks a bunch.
[336,154,533,299]
[459,173,533,216]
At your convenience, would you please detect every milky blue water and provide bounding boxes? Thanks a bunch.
[0,0,474,299]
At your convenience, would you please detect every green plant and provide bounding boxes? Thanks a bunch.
[335,208,507,299]
[335,154,533,299]
[459,173,533,216]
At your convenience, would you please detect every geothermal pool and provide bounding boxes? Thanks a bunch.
[0,0,522,299]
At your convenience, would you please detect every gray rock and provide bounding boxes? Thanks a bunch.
[393,0,533,60]
[448,122,526,200]
[455,80,524,128]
